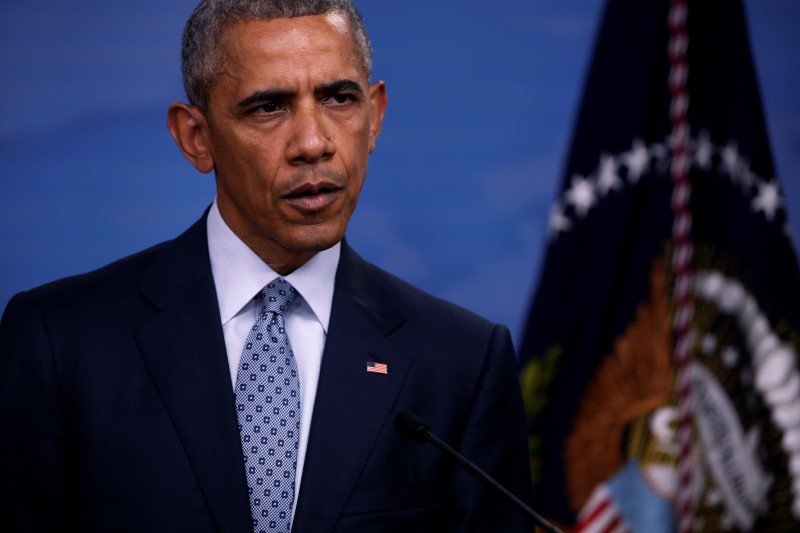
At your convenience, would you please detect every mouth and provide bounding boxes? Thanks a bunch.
[282,181,344,212]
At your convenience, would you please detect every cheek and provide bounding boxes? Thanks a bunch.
[217,157,281,223]
[350,173,366,199]
[342,177,366,220]
[215,125,276,172]
[234,146,283,197]
[341,133,371,178]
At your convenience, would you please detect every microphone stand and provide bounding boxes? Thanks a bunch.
[395,411,563,533]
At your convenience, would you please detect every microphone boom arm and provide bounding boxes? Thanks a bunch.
[394,411,563,533]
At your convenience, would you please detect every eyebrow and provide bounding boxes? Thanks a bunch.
[316,79,364,96]
[236,89,293,110]
[235,79,365,109]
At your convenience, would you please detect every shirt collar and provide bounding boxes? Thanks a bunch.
[206,199,339,333]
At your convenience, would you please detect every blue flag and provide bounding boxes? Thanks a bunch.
[519,1,800,531]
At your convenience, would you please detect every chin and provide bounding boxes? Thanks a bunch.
[287,223,347,253]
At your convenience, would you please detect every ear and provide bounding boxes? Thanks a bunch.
[167,102,215,174]
[367,81,387,154]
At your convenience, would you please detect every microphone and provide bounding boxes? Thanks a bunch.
[394,411,563,533]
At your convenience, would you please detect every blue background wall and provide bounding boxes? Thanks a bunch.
[1,1,798,344]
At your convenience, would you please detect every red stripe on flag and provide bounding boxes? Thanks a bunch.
[575,494,611,531]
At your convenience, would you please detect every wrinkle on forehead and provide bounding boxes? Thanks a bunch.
[211,15,364,101]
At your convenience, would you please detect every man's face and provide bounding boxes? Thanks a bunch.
[193,14,385,273]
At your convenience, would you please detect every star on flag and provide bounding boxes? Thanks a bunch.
[566,174,596,216]
[694,131,713,170]
[548,202,572,239]
[623,138,650,183]
[751,180,783,221]
[596,153,622,195]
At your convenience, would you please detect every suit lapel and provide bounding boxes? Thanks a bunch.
[292,244,411,533]
[134,216,251,533]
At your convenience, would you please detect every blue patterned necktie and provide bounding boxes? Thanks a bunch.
[235,278,301,533]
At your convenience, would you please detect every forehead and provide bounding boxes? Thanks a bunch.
[215,14,366,91]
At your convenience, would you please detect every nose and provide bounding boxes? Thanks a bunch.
[286,102,335,164]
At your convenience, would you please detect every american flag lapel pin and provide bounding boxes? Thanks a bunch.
[366,361,388,375]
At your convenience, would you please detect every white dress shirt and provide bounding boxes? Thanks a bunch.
[206,199,339,511]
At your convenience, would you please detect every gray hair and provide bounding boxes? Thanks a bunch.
[181,0,373,110]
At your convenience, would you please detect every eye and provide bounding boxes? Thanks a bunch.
[325,93,356,106]
[252,102,283,114]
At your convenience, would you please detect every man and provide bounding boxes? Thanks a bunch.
[0,0,533,531]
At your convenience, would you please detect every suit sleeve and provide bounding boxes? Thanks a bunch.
[446,324,535,532]
[0,292,71,531]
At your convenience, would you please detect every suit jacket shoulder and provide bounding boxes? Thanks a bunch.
[0,215,253,533]
[336,241,501,342]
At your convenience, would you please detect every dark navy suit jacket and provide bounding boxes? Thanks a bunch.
[0,214,533,532]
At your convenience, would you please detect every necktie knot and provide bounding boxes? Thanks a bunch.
[259,278,298,316]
